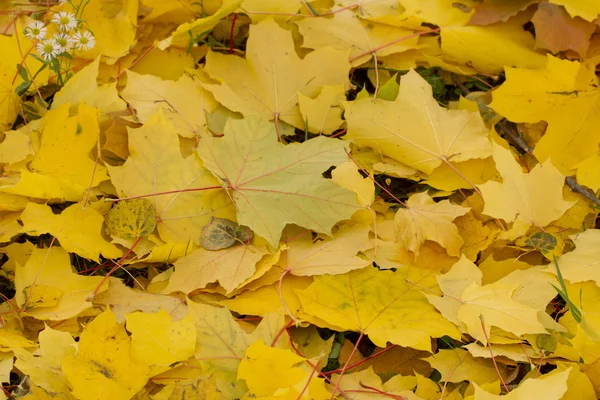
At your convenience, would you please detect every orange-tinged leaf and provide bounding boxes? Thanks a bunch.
[108,110,234,245]
[20,202,121,261]
[62,309,150,400]
[203,18,351,129]
[531,3,594,56]
[394,191,469,256]
[296,266,461,351]
[345,69,491,176]
[197,115,361,248]
[479,143,574,229]
[469,0,537,25]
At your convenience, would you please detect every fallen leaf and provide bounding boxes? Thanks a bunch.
[197,115,361,247]
[14,246,107,320]
[62,309,150,400]
[479,142,574,231]
[108,110,234,245]
[120,70,217,138]
[20,202,121,261]
[296,265,461,351]
[394,191,469,256]
[344,69,491,176]
[203,18,350,129]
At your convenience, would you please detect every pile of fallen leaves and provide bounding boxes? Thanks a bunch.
[2,0,600,398]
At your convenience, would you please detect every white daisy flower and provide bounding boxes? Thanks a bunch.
[53,32,74,53]
[73,30,95,51]
[36,38,61,61]
[51,11,77,31]
[24,21,46,40]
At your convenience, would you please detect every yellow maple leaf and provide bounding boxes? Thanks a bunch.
[296,266,461,351]
[424,348,506,385]
[62,308,150,400]
[344,69,491,176]
[298,84,345,135]
[14,246,107,320]
[296,9,420,66]
[473,368,570,400]
[20,202,121,261]
[187,300,251,371]
[240,0,304,23]
[121,69,217,138]
[139,0,203,24]
[479,142,574,230]
[157,0,241,50]
[429,257,548,343]
[51,58,127,114]
[394,191,469,256]
[164,242,276,294]
[575,154,600,191]
[13,326,76,397]
[108,110,234,245]
[238,340,330,399]
[1,103,109,202]
[125,309,196,367]
[331,161,375,208]
[93,278,188,323]
[0,212,21,243]
[553,0,600,21]
[441,19,547,74]
[282,224,373,276]
[76,0,138,61]
[490,55,600,173]
[203,18,350,130]
[197,116,361,248]
[548,230,600,285]
[0,127,34,166]
[0,24,48,131]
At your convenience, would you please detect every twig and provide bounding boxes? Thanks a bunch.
[480,315,509,393]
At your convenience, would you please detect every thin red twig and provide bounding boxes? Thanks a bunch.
[480,315,509,393]
[229,13,238,54]
[330,332,364,399]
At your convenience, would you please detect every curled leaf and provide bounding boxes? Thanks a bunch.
[200,217,253,251]
[105,198,157,240]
